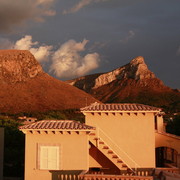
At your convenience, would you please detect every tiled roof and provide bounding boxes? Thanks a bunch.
[19,120,95,130]
[80,102,161,112]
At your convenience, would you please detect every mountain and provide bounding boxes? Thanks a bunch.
[0,50,98,113]
[66,56,180,111]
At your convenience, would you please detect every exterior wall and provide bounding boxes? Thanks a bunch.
[89,145,120,174]
[155,132,180,168]
[156,116,164,132]
[0,128,4,180]
[89,153,102,168]
[24,131,89,180]
[85,112,156,168]
[155,133,180,153]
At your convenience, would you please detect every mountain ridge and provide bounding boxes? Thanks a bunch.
[66,56,180,111]
[0,50,98,113]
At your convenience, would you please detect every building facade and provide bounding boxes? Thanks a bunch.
[20,103,180,180]
[82,103,163,173]
[20,120,94,180]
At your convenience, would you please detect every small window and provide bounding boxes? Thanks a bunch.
[39,145,59,170]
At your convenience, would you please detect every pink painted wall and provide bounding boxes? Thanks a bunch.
[85,112,156,168]
[24,131,89,180]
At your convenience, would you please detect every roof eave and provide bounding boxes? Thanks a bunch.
[19,128,95,132]
[81,110,161,113]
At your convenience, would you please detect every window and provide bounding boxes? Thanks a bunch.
[39,145,60,170]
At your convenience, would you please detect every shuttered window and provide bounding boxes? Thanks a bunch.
[39,146,59,170]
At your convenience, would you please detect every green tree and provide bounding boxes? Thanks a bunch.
[166,115,180,136]
[0,116,25,177]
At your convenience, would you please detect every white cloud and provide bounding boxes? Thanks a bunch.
[120,30,135,43]
[14,35,38,50]
[50,39,100,78]
[63,0,108,14]
[0,0,56,32]
[0,36,100,78]
[14,35,52,62]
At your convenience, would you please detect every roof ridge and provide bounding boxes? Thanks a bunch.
[19,119,95,130]
[80,103,162,112]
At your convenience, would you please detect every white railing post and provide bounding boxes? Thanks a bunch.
[135,167,137,175]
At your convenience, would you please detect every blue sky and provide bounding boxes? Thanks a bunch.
[0,0,180,88]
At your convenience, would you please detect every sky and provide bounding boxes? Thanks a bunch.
[0,0,180,88]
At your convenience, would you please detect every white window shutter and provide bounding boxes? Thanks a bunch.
[48,147,59,170]
[40,146,59,170]
[40,146,48,169]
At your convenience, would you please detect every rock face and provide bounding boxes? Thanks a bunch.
[66,56,180,109]
[93,56,157,89]
[0,50,98,113]
[67,56,164,92]
[0,50,43,83]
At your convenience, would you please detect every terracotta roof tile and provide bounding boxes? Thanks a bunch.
[19,120,95,130]
[80,102,161,112]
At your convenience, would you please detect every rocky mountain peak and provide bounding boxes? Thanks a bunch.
[66,56,163,92]
[130,56,145,65]
[66,56,179,108]
[93,56,156,89]
[0,49,98,113]
[128,56,155,80]
[0,50,43,83]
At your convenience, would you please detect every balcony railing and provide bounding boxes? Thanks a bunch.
[79,174,153,180]
[155,167,180,174]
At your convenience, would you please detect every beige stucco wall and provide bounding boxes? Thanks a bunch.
[156,116,164,132]
[155,132,180,153]
[24,131,89,180]
[89,145,121,174]
[0,128,4,180]
[155,132,180,168]
[85,112,156,168]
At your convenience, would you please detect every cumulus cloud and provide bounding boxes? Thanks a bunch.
[120,30,135,43]
[50,39,100,78]
[0,36,100,78]
[63,0,108,14]
[0,35,53,62]
[0,0,56,32]
[14,35,52,62]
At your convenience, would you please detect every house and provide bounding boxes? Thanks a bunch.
[20,103,180,180]
[20,120,95,180]
[81,103,180,172]
[0,128,4,180]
